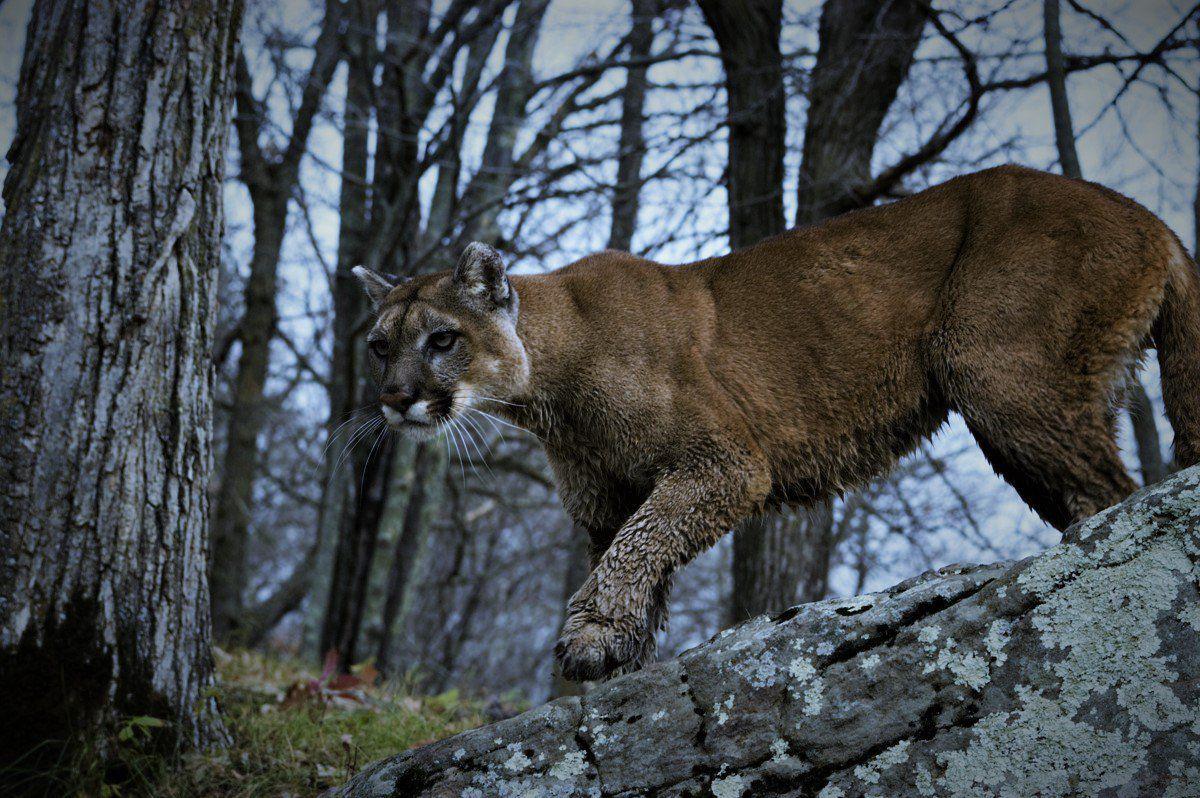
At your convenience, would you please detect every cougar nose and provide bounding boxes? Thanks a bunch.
[380,387,416,414]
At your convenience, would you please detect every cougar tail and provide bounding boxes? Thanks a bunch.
[1153,239,1200,470]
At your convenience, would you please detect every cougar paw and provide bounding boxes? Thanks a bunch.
[555,614,642,682]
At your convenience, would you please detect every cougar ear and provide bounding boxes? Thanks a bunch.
[352,266,396,309]
[453,242,513,310]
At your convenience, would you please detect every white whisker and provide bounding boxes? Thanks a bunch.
[332,416,384,478]
[318,408,373,466]
[455,413,494,480]
[473,394,524,408]
[465,406,544,443]
[444,418,467,484]
[360,423,389,496]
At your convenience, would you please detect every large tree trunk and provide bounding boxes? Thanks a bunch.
[795,0,927,224]
[0,0,241,773]
[333,465,1200,797]
[1042,0,1167,486]
[696,0,785,248]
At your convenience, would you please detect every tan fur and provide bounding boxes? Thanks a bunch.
[358,165,1200,681]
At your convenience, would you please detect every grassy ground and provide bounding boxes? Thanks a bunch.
[56,649,489,797]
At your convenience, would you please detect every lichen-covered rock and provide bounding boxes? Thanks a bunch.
[331,466,1200,797]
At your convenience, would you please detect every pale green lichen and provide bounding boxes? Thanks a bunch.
[1165,760,1200,797]
[859,653,881,671]
[547,751,588,781]
[503,746,532,773]
[714,693,734,725]
[914,763,935,796]
[935,479,1200,796]
[732,648,780,688]
[937,688,1146,796]
[710,773,746,798]
[1032,542,1193,732]
[816,785,845,798]
[983,619,1011,666]
[922,638,990,690]
[853,740,910,784]
[786,654,824,714]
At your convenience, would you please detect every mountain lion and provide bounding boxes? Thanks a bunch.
[352,165,1200,681]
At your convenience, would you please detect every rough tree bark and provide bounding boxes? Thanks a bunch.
[0,0,241,772]
[795,0,927,224]
[333,465,1200,797]
[696,0,786,247]
[607,0,657,253]
[1042,0,1168,486]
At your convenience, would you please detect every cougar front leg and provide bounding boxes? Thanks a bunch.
[556,448,769,682]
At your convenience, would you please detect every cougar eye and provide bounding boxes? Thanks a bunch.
[427,330,459,353]
[368,339,389,359]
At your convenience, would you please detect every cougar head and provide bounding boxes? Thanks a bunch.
[352,242,529,439]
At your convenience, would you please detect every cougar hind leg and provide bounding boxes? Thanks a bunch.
[959,394,1136,531]
[938,329,1144,530]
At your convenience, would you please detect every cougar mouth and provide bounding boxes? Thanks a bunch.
[380,394,456,438]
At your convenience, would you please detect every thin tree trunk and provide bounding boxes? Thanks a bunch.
[607,0,656,253]
[1043,0,1082,180]
[210,0,344,641]
[316,0,380,667]
[1043,0,1167,486]
[458,0,552,245]
[0,0,241,773]
[210,196,287,639]
[376,443,436,674]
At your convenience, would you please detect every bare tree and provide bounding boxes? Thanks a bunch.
[321,0,552,668]
[210,0,345,642]
[0,0,241,773]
